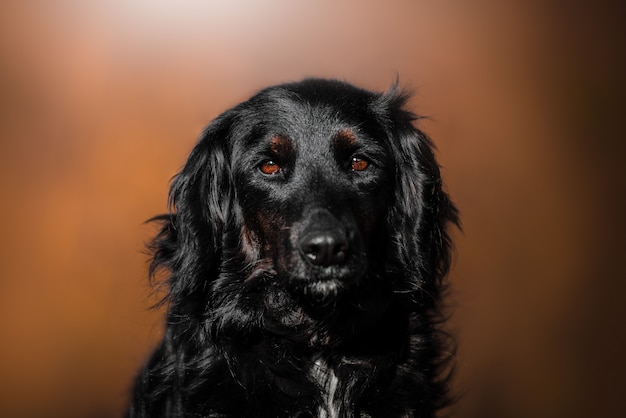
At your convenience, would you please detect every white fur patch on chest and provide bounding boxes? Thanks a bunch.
[311,358,340,418]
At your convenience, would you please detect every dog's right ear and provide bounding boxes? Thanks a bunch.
[148,112,235,312]
[372,85,459,305]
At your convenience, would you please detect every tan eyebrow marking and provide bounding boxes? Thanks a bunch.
[269,134,294,156]
[332,129,357,148]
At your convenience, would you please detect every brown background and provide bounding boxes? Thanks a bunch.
[1,1,624,417]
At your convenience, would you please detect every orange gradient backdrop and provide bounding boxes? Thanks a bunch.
[1,1,624,417]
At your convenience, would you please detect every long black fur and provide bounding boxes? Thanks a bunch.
[127,79,458,418]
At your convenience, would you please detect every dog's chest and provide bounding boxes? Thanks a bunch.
[311,359,340,418]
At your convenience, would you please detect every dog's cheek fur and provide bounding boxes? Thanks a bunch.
[249,210,291,271]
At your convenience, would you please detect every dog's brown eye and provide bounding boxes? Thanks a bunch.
[351,157,369,172]
[259,161,281,175]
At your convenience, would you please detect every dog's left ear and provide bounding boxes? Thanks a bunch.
[170,113,235,249]
[149,112,236,314]
[374,88,459,300]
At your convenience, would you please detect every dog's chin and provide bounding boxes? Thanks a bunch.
[301,279,345,308]
[283,262,367,309]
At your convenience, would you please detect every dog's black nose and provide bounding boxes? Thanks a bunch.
[300,230,350,266]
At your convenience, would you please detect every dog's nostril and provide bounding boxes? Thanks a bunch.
[300,232,350,266]
[306,244,321,261]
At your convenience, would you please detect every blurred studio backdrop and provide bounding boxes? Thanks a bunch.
[1,1,624,417]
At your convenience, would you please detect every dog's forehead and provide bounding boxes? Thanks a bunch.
[244,96,371,153]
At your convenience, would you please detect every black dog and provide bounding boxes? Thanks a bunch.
[127,79,458,417]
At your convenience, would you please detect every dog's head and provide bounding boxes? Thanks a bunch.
[151,79,457,339]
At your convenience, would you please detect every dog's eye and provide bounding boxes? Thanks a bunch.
[259,161,281,175]
[350,157,370,172]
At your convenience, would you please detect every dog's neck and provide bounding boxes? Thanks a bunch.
[311,358,340,418]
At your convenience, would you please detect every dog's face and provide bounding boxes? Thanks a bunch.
[231,91,393,305]
[159,79,457,333]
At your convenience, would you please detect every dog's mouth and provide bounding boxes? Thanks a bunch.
[301,278,345,308]
[286,245,369,309]
[289,263,368,310]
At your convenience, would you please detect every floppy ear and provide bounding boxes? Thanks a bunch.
[148,112,235,317]
[376,89,459,304]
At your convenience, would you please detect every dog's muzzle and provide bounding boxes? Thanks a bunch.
[292,209,365,307]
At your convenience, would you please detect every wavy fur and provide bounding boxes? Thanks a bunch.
[127,79,458,418]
